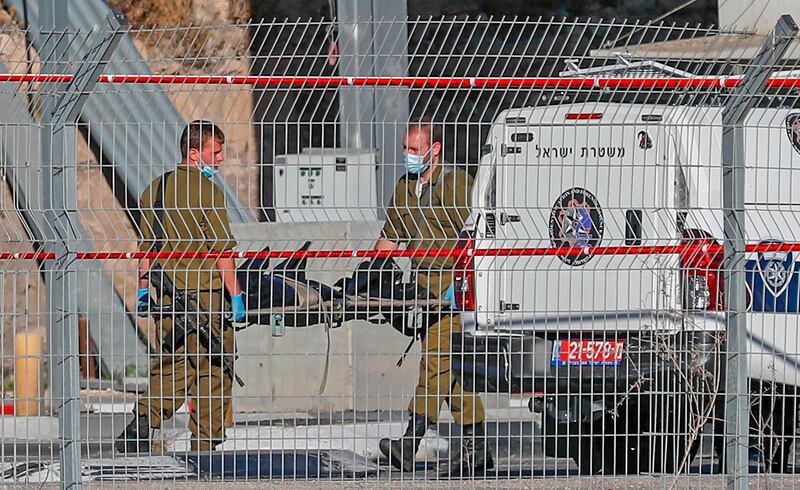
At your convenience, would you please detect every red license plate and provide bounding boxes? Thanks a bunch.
[551,339,625,366]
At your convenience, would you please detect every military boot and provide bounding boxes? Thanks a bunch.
[440,422,494,476]
[114,412,151,454]
[379,414,431,472]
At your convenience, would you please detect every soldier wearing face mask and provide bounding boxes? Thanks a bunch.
[116,120,245,454]
[375,117,493,475]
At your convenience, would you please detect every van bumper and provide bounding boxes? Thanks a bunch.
[452,329,722,459]
[451,330,721,395]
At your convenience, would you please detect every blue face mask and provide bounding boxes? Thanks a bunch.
[200,165,218,178]
[403,152,428,174]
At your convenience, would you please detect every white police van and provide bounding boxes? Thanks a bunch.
[452,101,800,474]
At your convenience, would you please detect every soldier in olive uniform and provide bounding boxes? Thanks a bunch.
[115,121,247,453]
[377,118,493,474]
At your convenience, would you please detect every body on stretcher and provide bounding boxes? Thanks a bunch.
[236,242,451,336]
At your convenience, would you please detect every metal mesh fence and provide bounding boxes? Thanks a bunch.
[1,11,800,488]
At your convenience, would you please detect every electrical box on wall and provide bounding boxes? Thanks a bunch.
[274,148,378,222]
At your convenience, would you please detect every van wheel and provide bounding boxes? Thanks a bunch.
[635,392,700,473]
[574,415,621,475]
[753,383,797,473]
[573,401,643,475]
[572,392,700,475]
[715,381,798,473]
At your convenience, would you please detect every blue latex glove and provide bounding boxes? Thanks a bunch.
[442,284,455,309]
[136,288,151,317]
[231,292,247,322]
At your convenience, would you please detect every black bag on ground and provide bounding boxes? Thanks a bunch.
[335,256,419,300]
[237,244,442,336]
[236,245,302,309]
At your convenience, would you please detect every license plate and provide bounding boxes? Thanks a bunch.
[551,339,625,366]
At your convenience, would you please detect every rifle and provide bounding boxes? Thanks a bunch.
[147,263,244,387]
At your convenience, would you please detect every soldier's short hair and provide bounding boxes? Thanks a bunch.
[408,116,443,148]
[179,120,225,159]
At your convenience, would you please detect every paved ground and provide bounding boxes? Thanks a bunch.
[0,409,797,487]
[10,476,800,489]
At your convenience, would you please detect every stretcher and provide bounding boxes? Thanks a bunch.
[236,242,451,394]
[238,241,450,334]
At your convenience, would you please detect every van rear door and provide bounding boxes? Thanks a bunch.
[491,104,678,334]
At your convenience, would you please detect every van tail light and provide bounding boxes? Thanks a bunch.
[565,112,603,120]
[680,229,724,311]
[453,231,476,312]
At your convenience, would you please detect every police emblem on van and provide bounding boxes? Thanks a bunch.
[549,188,605,266]
[786,113,800,155]
[758,248,793,297]
[745,241,800,313]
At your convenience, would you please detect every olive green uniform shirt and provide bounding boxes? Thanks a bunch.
[381,165,473,297]
[138,166,236,291]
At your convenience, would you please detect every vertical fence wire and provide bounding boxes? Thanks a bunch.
[0,15,799,488]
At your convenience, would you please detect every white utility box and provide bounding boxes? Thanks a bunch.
[274,148,378,222]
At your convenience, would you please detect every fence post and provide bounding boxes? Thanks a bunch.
[720,14,798,489]
[38,8,127,488]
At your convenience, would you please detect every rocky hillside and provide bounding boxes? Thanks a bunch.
[109,1,716,29]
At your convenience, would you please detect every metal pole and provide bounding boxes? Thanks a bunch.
[369,1,409,212]
[38,4,80,487]
[721,14,798,489]
[337,0,375,153]
[38,5,126,488]
[337,0,409,215]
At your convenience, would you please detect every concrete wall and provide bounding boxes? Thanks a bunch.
[230,221,422,414]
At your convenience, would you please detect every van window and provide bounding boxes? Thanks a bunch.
[485,167,497,238]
